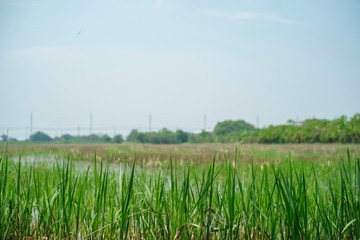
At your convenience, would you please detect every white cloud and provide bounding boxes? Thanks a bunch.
[204,10,299,25]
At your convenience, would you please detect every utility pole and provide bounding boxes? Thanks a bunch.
[256,115,259,129]
[149,113,152,132]
[203,114,207,132]
[90,113,93,135]
[30,112,33,138]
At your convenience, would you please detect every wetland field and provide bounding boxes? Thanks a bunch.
[1,143,360,239]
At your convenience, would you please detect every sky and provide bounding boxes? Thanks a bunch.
[1,0,360,139]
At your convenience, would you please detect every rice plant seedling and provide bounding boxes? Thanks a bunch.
[0,146,359,239]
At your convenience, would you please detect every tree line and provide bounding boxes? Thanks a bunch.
[126,114,360,144]
[1,113,359,144]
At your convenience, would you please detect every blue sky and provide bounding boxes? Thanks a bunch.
[1,0,360,139]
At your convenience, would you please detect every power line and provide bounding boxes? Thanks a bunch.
[2,114,222,140]
[90,113,93,135]
[149,113,152,132]
[204,114,207,132]
[30,112,33,138]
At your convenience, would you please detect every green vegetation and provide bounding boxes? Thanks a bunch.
[213,119,255,136]
[1,146,359,239]
[127,129,189,144]
[1,134,17,143]
[257,114,360,144]
[126,114,360,144]
[26,132,122,144]
[1,113,359,144]
[112,134,124,144]
[30,131,53,142]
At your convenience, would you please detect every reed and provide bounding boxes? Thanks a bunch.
[0,147,359,239]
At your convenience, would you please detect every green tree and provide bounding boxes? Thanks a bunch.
[348,113,360,142]
[100,134,112,143]
[30,131,52,142]
[175,130,188,143]
[301,119,328,143]
[112,134,124,143]
[145,128,177,144]
[214,120,255,136]
[127,130,146,143]
[60,134,73,142]
[1,134,8,142]
[188,131,215,143]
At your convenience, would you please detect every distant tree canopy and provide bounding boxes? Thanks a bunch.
[127,130,146,143]
[175,130,189,143]
[8,113,359,145]
[1,134,17,142]
[188,131,215,143]
[30,131,52,142]
[112,134,124,144]
[125,114,360,144]
[257,114,360,144]
[214,120,256,136]
[126,128,189,144]
[1,134,8,142]
[53,133,113,143]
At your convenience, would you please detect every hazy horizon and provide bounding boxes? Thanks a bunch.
[1,0,360,140]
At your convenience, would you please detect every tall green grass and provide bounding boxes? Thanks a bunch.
[0,147,359,239]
